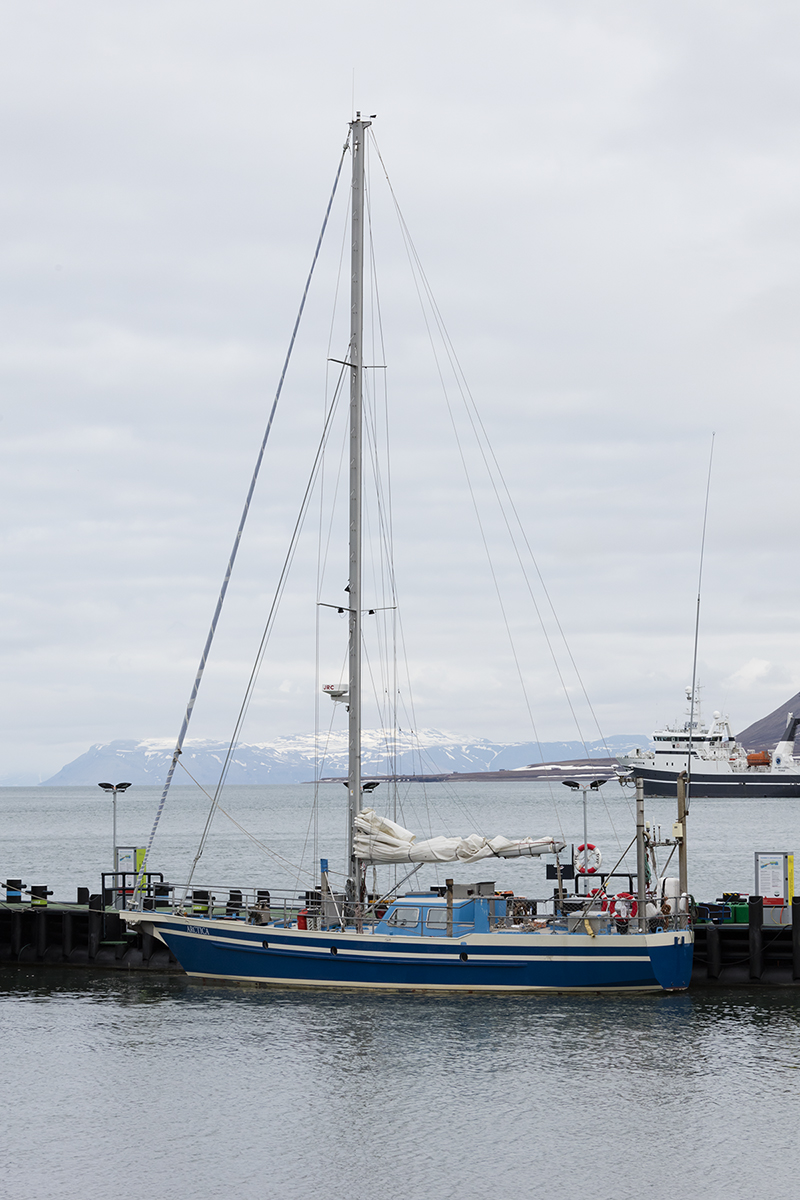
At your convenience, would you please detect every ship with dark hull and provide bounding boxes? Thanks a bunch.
[618,689,800,798]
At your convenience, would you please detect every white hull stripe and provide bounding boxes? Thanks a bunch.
[173,932,656,964]
[164,927,685,956]
[183,970,664,993]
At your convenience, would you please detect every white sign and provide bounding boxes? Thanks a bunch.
[755,852,788,900]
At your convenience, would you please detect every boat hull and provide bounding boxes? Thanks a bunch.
[632,765,800,799]
[128,914,693,993]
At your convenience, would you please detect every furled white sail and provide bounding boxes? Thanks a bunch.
[353,808,565,864]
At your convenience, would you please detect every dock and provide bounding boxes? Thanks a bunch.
[691,896,800,987]
[0,896,181,973]
[3,887,800,987]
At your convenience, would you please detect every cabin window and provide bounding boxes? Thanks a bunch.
[387,907,420,928]
[426,908,447,927]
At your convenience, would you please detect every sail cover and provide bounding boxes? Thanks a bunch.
[353,809,566,865]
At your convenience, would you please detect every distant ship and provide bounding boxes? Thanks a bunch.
[618,688,800,798]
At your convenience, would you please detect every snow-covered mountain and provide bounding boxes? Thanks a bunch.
[39,730,650,786]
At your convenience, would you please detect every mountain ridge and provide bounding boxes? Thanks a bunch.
[28,730,651,787]
[736,690,800,750]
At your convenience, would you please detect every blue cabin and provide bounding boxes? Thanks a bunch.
[376,891,506,937]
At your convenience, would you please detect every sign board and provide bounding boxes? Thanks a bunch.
[754,852,794,902]
[115,846,146,890]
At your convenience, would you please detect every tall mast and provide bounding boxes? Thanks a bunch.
[346,114,370,898]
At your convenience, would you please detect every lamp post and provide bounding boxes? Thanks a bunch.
[98,782,132,873]
[561,778,607,874]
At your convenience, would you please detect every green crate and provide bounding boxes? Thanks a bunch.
[729,903,749,923]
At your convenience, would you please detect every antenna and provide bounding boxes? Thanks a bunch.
[687,432,716,807]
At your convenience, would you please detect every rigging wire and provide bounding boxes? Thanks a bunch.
[129,138,351,907]
[369,135,609,758]
[181,367,349,897]
[371,134,602,763]
[687,432,716,810]
[175,757,317,882]
[367,134,587,842]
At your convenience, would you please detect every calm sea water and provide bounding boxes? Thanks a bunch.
[2,779,798,899]
[2,783,800,1199]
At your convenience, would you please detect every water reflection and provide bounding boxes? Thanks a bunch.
[3,974,800,1198]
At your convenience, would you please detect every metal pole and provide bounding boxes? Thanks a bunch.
[346,115,371,903]
[582,786,588,873]
[677,771,688,896]
[112,786,117,875]
[635,776,647,933]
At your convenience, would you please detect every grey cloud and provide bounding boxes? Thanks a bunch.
[2,1,799,776]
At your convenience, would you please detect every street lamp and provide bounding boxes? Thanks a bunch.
[98,782,132,872]
[562,778,607,875]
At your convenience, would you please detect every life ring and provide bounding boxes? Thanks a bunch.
[607,891,638,919]
[574,844,602,874]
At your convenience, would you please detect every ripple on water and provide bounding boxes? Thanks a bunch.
[2,973,800,1198]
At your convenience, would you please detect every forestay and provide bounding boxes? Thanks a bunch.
[353,808,566,864]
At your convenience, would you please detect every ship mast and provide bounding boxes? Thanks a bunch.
[346,114,370,902]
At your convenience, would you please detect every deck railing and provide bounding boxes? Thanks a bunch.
[137,883,691,934]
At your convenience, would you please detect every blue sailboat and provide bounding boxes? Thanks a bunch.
[124,117,693,993]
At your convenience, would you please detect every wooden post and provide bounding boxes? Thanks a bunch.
[35,910,47,960]
[635,776,648,934]
[749,895,763,980]
[11,911,21,957]
[62,912,73,960]
[792,897,800,981]
[706,923,721,980]
[446,878,453,938]
[676,771,688,897]
[555,854,564,911]
[87,895,102,960]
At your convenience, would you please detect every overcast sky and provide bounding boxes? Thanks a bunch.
[2,1,800,779]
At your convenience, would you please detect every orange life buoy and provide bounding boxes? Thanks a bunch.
[573,843,602,875]
[606,891,638,918]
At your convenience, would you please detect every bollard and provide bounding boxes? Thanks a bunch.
[793,897,800,981]
[77,887,89,905]
[706,923,722,980]
[30,885,51,907]
[5,879,24,903]
[749,895,764,980]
